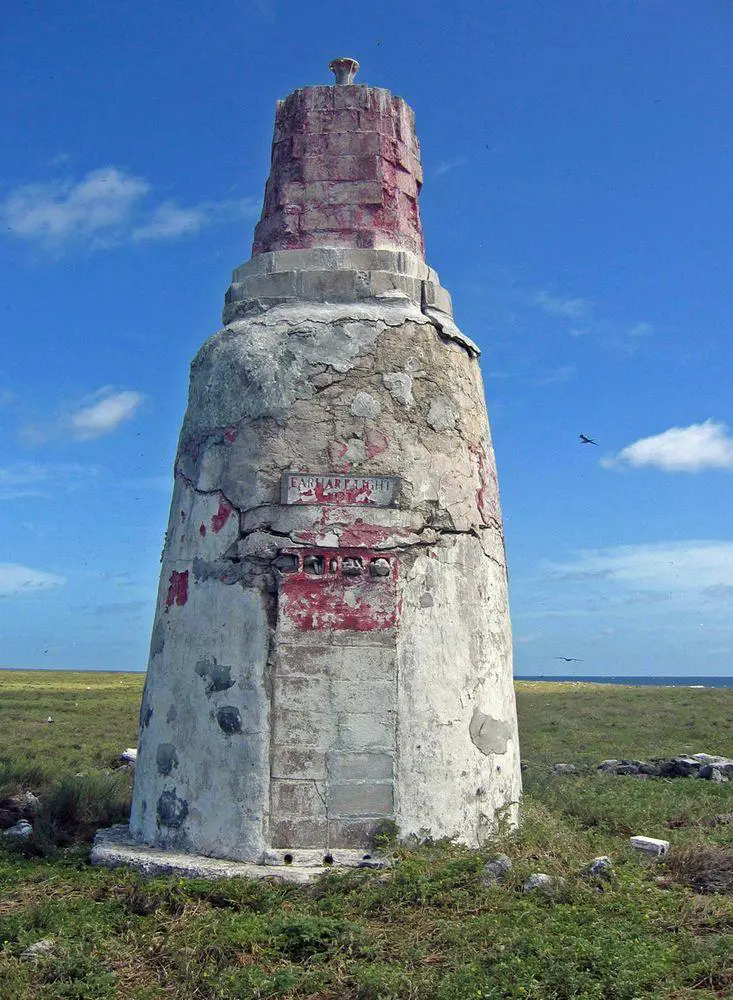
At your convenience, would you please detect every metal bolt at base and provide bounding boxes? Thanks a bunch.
[329,57,359,85]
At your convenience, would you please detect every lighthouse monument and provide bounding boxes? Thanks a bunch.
[97,59,521,876]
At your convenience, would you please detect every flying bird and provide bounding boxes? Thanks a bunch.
[579,434,598,446]
[554,657,583,662]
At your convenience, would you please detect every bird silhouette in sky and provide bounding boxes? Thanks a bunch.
[554,657,584,662]
[579,434,598,445]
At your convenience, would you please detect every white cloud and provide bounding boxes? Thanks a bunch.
[605,420,733,473]
[132,198,258,242]
[70,388,145,440]
[546,541,733,594]
[21,387,145,445]
[0,563,65,596]
[0,168,150,250]
[434,157,468,178]
[0,167,256,252]
[0,463,101,499]
[531,289,591,321]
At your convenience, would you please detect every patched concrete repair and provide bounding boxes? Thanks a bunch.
[101,58,522,876]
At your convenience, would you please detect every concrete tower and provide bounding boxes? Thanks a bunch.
[128,60,521,869]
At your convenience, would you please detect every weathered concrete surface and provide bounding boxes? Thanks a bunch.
[252,84,424,256]
[128,68,520,867]
[93,825,325,882]
[130,298,520,859]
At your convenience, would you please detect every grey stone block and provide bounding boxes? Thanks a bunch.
[274,674,331,713]
[327,751,394,782]
[368,271,421,301]
[422,280,452,314]
[337,712,396,751]
[272,707,337,749]
[271,747,327,780]
[271,779,327,818]
[329,782,394,818]
[270,818,328,849]
[240,272,298,299]
[297,269,357,301]
[332,678,396,714]
[269,248,340,272]
[328,818,385,849]
[274,645,333,678]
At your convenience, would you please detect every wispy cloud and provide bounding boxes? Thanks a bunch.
[0,563,65,596]
[532,289,591,321]
[604,420,733,473]
[86,600,149,616]
[21,387,145,445]
[528,287,653,354]
[488,365,576,388]
[434,157,468,178]
[0,463,102,500]
[70,388,144,440]
[0,167,257,253]
[132,198,258,242]
[545,541,733,594]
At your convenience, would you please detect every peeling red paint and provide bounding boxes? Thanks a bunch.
[471,445,497,526]
[365,428,389,458]
[279,547,398,631]
[327,441,350,473]
[199,522,207,537]
[338,520,409,548]
[211,498,233,533]
[252,86,424,257]
[165,570,189,611]
[224,426,237,444]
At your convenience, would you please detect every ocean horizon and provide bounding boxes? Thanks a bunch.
[515,674,733,688]
[1,666,732,688]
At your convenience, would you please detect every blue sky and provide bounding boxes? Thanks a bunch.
[1,0,732,675]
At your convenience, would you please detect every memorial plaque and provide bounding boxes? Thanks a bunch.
[282,472,400,506]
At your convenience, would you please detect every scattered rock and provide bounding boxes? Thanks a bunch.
[699,764,725,783]
[595,753,730,780]
[659,757,700,778]
[121,748,138,765]
[2,819,33,840]
[523,873,554,892]
[46,716,54,724]
[0,791,40,829]
[587,855,614,876]
[482,854,513,885]
[552,763,578,775]
[20,938,55,962]
[631,835,669,858]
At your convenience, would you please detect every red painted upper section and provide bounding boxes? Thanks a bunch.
[252,85,424,258]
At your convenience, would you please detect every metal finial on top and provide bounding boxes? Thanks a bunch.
[329,57,359,86]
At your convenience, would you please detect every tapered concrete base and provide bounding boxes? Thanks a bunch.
[91,824,387,882]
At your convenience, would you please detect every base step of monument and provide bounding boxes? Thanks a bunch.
[91,825,387,883]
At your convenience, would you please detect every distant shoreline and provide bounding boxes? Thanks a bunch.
[1,666,731,688]
[514,674,733,688]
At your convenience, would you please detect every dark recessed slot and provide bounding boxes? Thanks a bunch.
[273,554,299,573]
[362,854,371,860]
[370,557,391,578]
[304,555,325,575]
[283,853,293,865]
[342,557,364,577]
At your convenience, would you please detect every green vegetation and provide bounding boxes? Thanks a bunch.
[0,671,731,999]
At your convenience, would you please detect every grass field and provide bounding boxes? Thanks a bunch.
[0,671,731,999]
